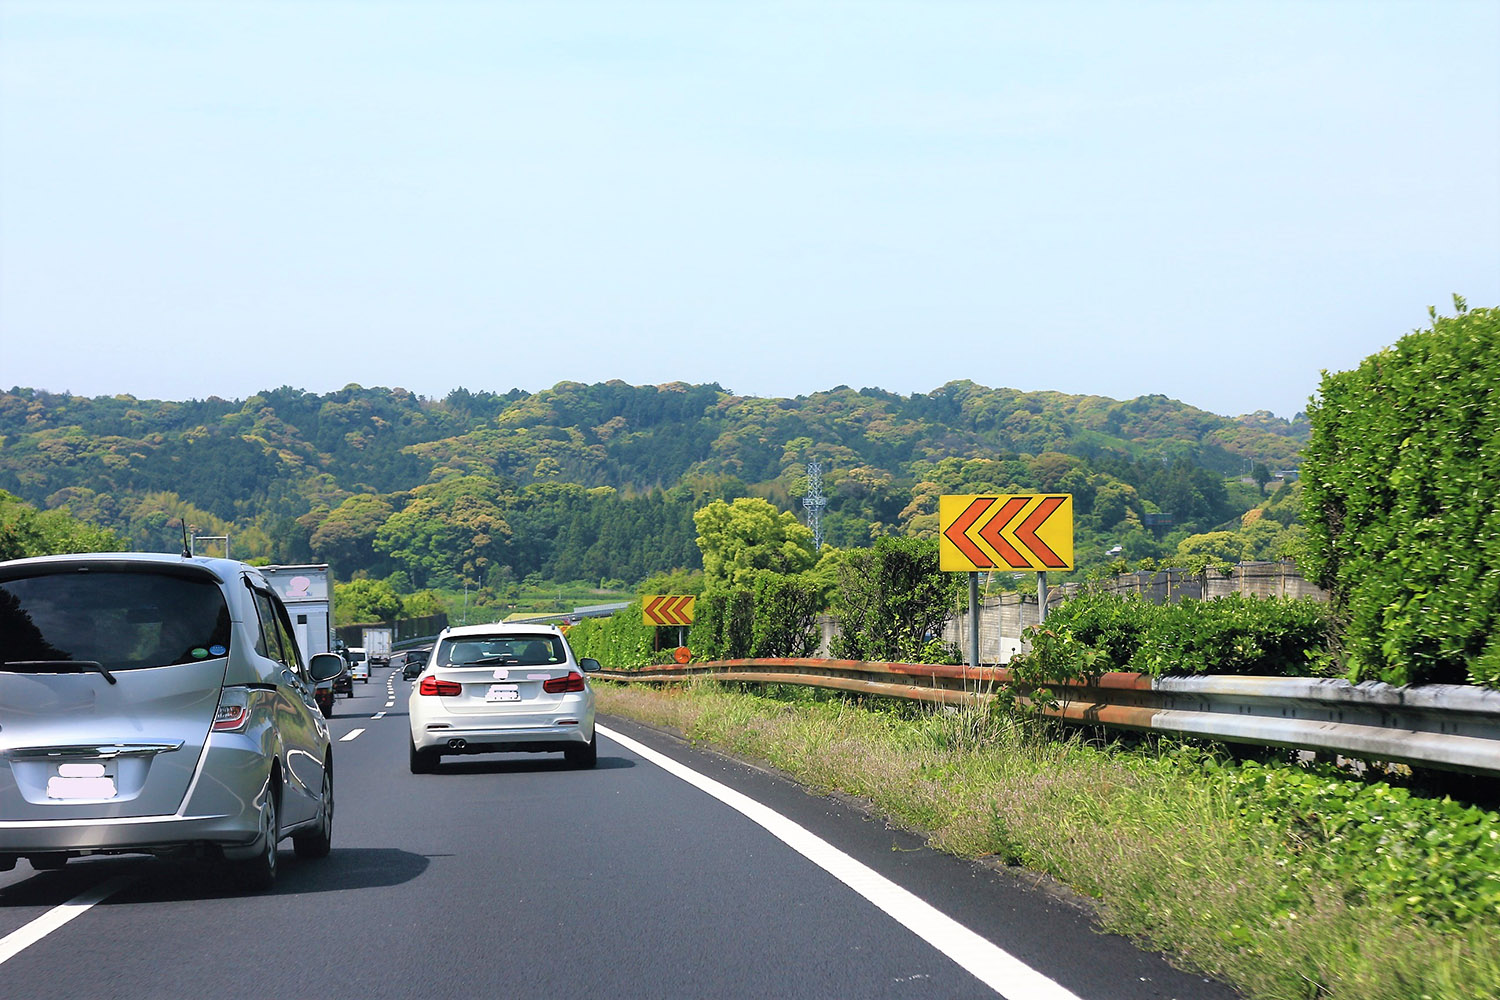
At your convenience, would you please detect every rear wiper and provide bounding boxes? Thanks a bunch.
[1,660,118,685]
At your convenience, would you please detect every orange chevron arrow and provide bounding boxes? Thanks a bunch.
[942,497,995,569]
[976,496,1031,569]
[1015,496,1067,568]
[644,596,670,625]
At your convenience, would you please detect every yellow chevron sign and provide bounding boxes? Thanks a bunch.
[939,494,1074,572]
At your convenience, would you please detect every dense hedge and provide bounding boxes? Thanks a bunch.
[1302,303,1500,687]
[1009,591,1341,687]
[563,600,661,668]
[830,536,962,663]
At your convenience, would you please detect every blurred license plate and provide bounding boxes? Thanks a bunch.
[46,773,116,797]
[486,684,520,703]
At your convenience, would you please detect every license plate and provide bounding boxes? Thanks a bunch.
[486,684,520,703]
[47,763,117,799]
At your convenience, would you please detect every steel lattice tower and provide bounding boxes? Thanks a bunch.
[802,461,828,550]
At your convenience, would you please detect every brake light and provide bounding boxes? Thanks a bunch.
[213,691,251,732]
[543,672,585,694]
[419,676,463,696]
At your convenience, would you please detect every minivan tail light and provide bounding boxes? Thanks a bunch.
[419,676,462,696]
[213,690,251,732]
[543,672,585,694]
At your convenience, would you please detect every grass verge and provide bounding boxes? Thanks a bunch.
[597,681,1500,1000]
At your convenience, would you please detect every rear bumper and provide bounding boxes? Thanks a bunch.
[0,810,261,857]
[412,719,593,754]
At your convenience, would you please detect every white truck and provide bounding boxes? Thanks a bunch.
[260,564,341,715]
[362,626,393,667]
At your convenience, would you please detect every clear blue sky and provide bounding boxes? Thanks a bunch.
[2,1,1496,420]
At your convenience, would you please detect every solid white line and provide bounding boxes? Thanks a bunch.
[339,729,365,742]
[0,875,133,965]
[596,724,1083,1000]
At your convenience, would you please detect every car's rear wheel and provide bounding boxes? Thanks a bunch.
[29,852,68,871]
[293,766,333,859]
[233,787,279,891]
[409,737,438,774]
[565,732,598,769]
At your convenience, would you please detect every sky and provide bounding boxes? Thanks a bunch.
[1,1,1496,421]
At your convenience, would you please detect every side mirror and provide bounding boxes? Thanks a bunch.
[308,652,345,683]
[579,657,602,673]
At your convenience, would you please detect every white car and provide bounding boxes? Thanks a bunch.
[408,623,600,772]
[345,647,370,683]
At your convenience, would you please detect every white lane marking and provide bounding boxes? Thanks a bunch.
[371,712,386,720]
[383,702,394,708]
[0,875,133,965]
[596,724,1083,1000]
[339,728,366,742]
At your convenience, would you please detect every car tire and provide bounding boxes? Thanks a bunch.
[565,732,598,769]
[409,738,438,774]
[233,788,279,891]
[320,700,334,719]
[293,766,333,860]
[29,852,68,871]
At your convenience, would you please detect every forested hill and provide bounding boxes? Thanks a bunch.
[0,380,1308,586]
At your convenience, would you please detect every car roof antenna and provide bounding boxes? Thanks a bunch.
[180,520,192,559]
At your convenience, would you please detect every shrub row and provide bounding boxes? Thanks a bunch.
[1009,591,1341,688]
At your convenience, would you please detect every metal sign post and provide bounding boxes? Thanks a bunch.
[968,573,980,667]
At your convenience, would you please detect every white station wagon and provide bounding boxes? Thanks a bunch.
[407,623,600,772]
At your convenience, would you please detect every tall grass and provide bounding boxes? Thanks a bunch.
[597,682,1500,1000]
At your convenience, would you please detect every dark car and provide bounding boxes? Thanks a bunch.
[332,656,354,697]
[399,647,432,680]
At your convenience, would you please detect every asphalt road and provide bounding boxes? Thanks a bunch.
[0,666,1242,1000]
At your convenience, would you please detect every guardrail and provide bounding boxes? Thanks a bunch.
[597,658,1500,778]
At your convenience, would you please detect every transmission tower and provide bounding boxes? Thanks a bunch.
[802,461,828,550]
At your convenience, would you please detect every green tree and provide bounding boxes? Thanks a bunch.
[1303,300,1500,686]
[334,578,404,626]
[309,494,394,574]
[0,490,121,559]
[694,497,816,589]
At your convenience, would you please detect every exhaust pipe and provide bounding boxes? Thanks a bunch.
[447,738,467,750]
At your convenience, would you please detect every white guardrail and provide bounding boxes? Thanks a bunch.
[598,659,1500,778]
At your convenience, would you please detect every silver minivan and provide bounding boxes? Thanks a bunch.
[0,552,345,888]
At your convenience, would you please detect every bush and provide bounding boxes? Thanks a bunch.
[1302,301,1500,687]
[830,536,961,663]
[749,574,821,658]
[1010,592,1340,688]
[566,601,658,668]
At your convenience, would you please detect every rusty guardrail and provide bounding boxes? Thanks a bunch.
[598,658,1500,778]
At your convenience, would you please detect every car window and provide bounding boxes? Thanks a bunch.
[267,593,306,676]
[249,588,289,667]
[0,567,231,671]
[436,634,566,666]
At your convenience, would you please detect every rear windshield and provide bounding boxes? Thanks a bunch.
[437,634,566,667]
[348,650,366,663]
[0,569,232,671]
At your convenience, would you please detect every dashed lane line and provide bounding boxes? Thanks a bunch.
[339,728,365,742]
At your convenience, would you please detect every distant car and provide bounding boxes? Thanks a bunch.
[399,647,432,680]
[346,647,369,684]
[0,552,343,888]
[332,656,354,697]
[408,623,601,773]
